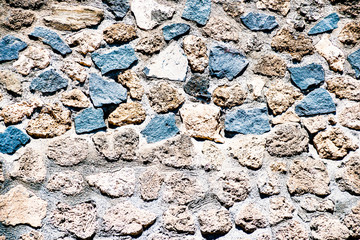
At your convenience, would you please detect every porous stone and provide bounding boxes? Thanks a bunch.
[336,154,360,195]
[0,126,30,154]
[183,75,210,101]
[0,98,42,125]
[103,0,129,19]
[235,203,268,233]
[288,63,325,91]
[295,88,336,117]
[297,0,324,22]
[275,220,308,240]
[339,104,360,130]
[203,17,238,42]
[313,127,358,160]
[30,69,68,94]
[223,1,244,20]
[183,35,208,73]
[117,70,144,100]
[0,163,4,183]
[348,48,360,78]
[257,171,280,196]
[330,0,360,18]
[300,197,335,212]
[108,102,146,126]
[182,0,211,25]
[308,13,340,35]
[0,35,27,62]
[4,9,35,30]
[326,76,360,101]
[0,185,47,227]
[141,113,179,143]
[254,54,286,77]
[20,230,44,240]
[339,21,360,45]
[47,137,88,166]
[256,0,290,16]
[310,214,350,240]
[61,89,90,108]
[198,208,232,236]
[139,168,163,201]
[13,46,50,76]
[0,70,22,95]
[302,115,328,134]
[162,23,190,41]
[135,33,165,55]
[269,196,295,225]
[66,30,102,55]
[266,123,309,157]
[212,84,247,108]
[271,110,300,125]
[241,12,278,31]
[74,108,106,134]
[315,35,345,72]
[61,60,87,83]
[163,205,195,234]
[148,82,185,113]
[6,0,44,9]
[201,141,225,170]
[47,171,84,195]
[103,23,137,44]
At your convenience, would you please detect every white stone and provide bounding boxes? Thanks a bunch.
[315,35,345,72]
[13,46,51,76]
[66,30,102,55]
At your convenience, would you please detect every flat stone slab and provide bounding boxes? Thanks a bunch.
[241,12,278,31]
[295,88,336,117]
[141,113,179,143]
[347,48,360,79]
[288,63,325,91]
[163,23,190,41]
[182,0,211,25]
[30,69,68,94]
[75,108,106,134]
[0,35,27,62]
[103,0,129,19]
[0,126,30,154]
[308,13,340,35]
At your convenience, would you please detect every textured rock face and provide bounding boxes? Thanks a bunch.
[339,21,360,45]
[135,33,165,55]
[163,205,195,233]
[271,110,300,125]
[275,220,308,240]
[198,208,232,236]
[223,1,244,19]
[310,215,350,240]
[182,0,211,25]
[148,82,185,113]
[108,102,146,126]
[212,84,247,108]
[339,104,360,130]
[201,141,225,170]
[302,115,328,134]
[66,30,102,55]
[258,170,280,196]
[163,23,190,41]
[47,137,88,166]
[0,70,22,95]
[315,35,345,72]
[183,75,211,101]
[141,113,179,143]
[0,35,27,62]
[295,88,336,117]
[61,89,90,108]
[254,54,286,77]
[337,154,360,195]
[309,13,340,35]
[235,204,268,233]
[269,196,295,225]
[139,168,163,201]
[256,0,290,16]
[75,107,106,134]
[103,23,137,44]
[47,171,84,195]
[20,230,44,240]
[241,12,278,31]
[288,63,325,91]
[14,46,50,76]
[348,48,360,78]
[117,70,144,100]
[183,35,208,73]
[0,98,42,125]
[6,0,44,9]
[30,69,68,94]
[0,126,30,154]
[326,76,360,101]
[103,0,129,19]
[300,197,334,213]
[61,60,87,83]
[203,17,238,42]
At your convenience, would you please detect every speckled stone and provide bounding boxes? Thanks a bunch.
[182,0,211,25]
[30,69,68,94]
[74,108,106,134]
[308,13,340,35]
[141,113,179,143]
[0,35,27,62]
[288,63,325,91]
[0,126,30,155]
[241,12,278,31]
[183,75,211,101]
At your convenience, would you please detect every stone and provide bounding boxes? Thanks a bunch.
[225,107,271,135]
[0,126,30,154]
[89,73,127,107]
[326,76,360,101]
[235,203,268,233]
[0,162,4,183]
[300,197,334,212]
[10,148,46,184]
[271,110,300,125]
[52,202,97,239]
[313,127,358,160]
[44,5,104,31]
[47,137,88,166]
[0,185,47,227]
[180,103,223,142]
[344,203,360,238]
[348,48,360,78]
[117,70,144,100]
[47,171,84,195]
[163,205,195,234]
[0,35,27,62]
[339,104,360,130]
[209,45,248,80]
[269,197,295,225]
[223,1,244,20]
[6,0,44,9]
[257,171,280,196]
[183,35,208,73]
[183,75,210,102]
[108,102,146,127]
[298,0,324,22]
[315,35,345,72]
[74,108,106,134]
[0,70,22,95]
[13,46,50,76]
[144,42,188,81]
[203,17,238,42]
[213,84,246,108]
[266,123,309,157]
[339,21,360,45]
[148,82,185,113]
[61,89,90,108]
[302,115,328,134]
[271,28,314,61]
[103,23,137,44]
[308,13,340,35]
[30,69,68,94]
[26,103,71,138]
[20,230,44,240]
[139,168,163,201]
[310,215,350,240]
[163,23,190,41]
[4,9,35,30]
[91,45,137,74]
[288,63,325,91]
[275,220,308,240]
[336,154,360,195]
[0,98,42,125]
[295,88,336,117]
[103,0,129,19]
[256,0,290,16]
[141,113,179,143]
[66,30,102,55]
[241,12,278,31]
[103,201,156,236]
[92,128,139,161]
[201,141,225,170]
[198,208,232,235]
[244,34,264,53]
[86,168,135,197]
[135,33,165,55]
[182,0,211,25]
[61,60,87,83]
[254,54,286,77]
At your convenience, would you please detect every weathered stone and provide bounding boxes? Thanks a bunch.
[13,46,50,76]
[256,0,290,16]
[182,0,211,25]
[271,110,300,125]
[6,0,44,9]
[148,82,185,113]
[330,0,360,18]
[74,107,106,134]
[103,23,137,44]
[266,123,309,157]
[223,1,244,20]
[257,171,280,196]
[288,63,325,91]
[20,230,44,240]
[203,17,238,42]
[313,127,358,160]
[61,60,87,83]
[336,154,360,195]
[302,115,328,134]
[183,35,208,73]
[117,70,144,100]
[275,220,308,240]
[0,70,22,95]
[235,203,268,233]
[0,126,30,154]
[198,208,232,236]
[135,33,165,55]
[300,197,334,212]
[0,185,47,227]
[108,102,146,126]
[308,13,340,35]
[183,75,211,101]
[344,201,360,238]
[61,89,90,108]
[66,30,102,55]
[243,34,264,53]
[310,214,350,240]
[339,103,360,130]
[201,141,225,170]
[315,35,345,72]
[163,205,195,234]
[47,137,88,166]
[241,12,278,31]
[269,197,295,225]
[295,88,336,117]
[0,162,4,183]
[348,48,360,78]
[0,35,27,62]
[0,98,42,125]
[103,0,129,19]
[326,76,360,101]
[47,171,84,195]
[212,84,247,108]
[297,0,324,22]
[139,168,163,201]
[4,9,35,30]
[30,69,68,94]
[339,21,360,45]
[141,113,179,143]
[163,23,190,41]
[254,54,286,77]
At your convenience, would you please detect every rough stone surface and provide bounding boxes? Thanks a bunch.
[254,54,286,77]
[61,60,87,83]
[348,48,360,78]
[339,104,360,130]
[336,154,360,195]
[198,208,232,236]
[201,141,225,170]
[4,9,35,30]
[66,30,102,55]
[295,88,336,117]
[223,1,244,20]
[235,204,267,233]
[182,0,211,25]
[117,70,144,100]
[183,75,211,101]
[0,70,22,95]
[148,82,185,113]
[288,63,325,91]
[212,84,246,108]
[0,35,27,62]
[139,168,163,201]
[0,126,30,155]
[269,196,295,225]
[47,137,88,166]
[308,13,340,35]
[241,12,278,31]
[30,69,68,94]
[0,98,42,125]
[315,35,345,72]
[275,220,308,240]
[257,0,290,16]
[103,23,137,44]
[203,17,238,42]
[108,102,146,127]
[163,205,195,234]
[310,214,350,240]
[141,113,179,143]
[271,110,300,125]
[257,170,280,196]
[6,0,44,9]
[135,33,165,55]
[339,21,360,45]
[300,197,335,213]
[20,231,44,240]
[344,201,360,238]
[13,46,50,76]
[326,76,360,101]
[47,171,84,195]
[302,115,328,134]
[103,0,129,19]
[183,35,208,73]
[162,23,190,41]
[60,89,90,108]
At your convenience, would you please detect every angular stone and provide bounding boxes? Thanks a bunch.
[0,35,27,62]
[163,23,190,41]
[266,123,309,157]
[61,60,87,83]
[235,203,268,233]
[209,45,248,80]
[74,108,106,134]
[326,76,360,101]
[271,110,300,125]
[66,30,102,55]
[254,54,286,77]
[103,0,129,19]
[103,201,156,236]
[103,23,137,44]
[163,205,195,234]
[275,220,308,240]
[339,21,360,45]
[256,0,290,16]
[61,89,90,108]
[183,35,208,73]
[0,126,30,154]
[339,104,360,130]
[198,208,232,235]
[141,113,179,143]
[47,171,84,195]
[313,127,358,160]
[310,215,350,240]
[300,197,334,212]
[92,45,137,74]
[13,46,50,76]
[47,137,88,166]
[148,82,185,113]
[302,115,328,134]
[89,73,127,107]
[182,0,211,25]
[135,33,165,55]
[52,202,97,239]
[139,168,163,201]
[0,98,42,125]
[337,154,360,195]
[315,35,345,72]
[184,76,210,102]
[0,70,22,95]
[6,0,44,9]
[4,9,35,30]
[295,88,336,117]
[241,12,278,31]
[0,185,47,227]
[288,63,325,91]
[308,13,340,35]
[30,69,68,94]
[203,17,238,42]
[223,1,244,20]
[269,196,295,225]
[247,77,266,101]
[20,230,44,240]
[348,48,360,78]
[297,0,324,22]
[44,5,104,31]
[212,84,246,108]
[117,70,144,100]
[108,102,146,127]
[201,141,225,170]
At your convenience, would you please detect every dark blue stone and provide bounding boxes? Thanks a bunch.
[348,48,360,79]
[295,88,336,116]
[29,27,71,56]
[241,12,278,31]
[30,69,68,94]
[75,108,106,134]
[141,113,179,143]
[162,23,190,41]
[308,13,340,35]
[0,126,30,155]
[91,45,137,74]
[182,0,211,26]
[103,0,130,19]
[183,75,211,102]
[89,73,127,107]
[209,46,248,80]
[0,35,27,62]
[288,63,325,91]
[225,107,271,135]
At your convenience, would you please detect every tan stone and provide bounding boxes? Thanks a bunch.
[337,154,360,195]
[198,208,232,235]
[326,76,360,101]
[47,171,84,195]
[212,84,247,108]
[275,220,308,240]
[223,1,244,19]
[13,46,51,76]
[302,115,328,134]
[61,89,90,108]
[0,98,42,125]
[135,33,165,55]
[147,82,185,113]
[235,203,268,233]
[339,104,360,130]
[163,205,195,234]
[103,23,137,44]
[300,197,334,212]
[310,214,350,240]
[269,196,295,225]
[4,9,35,30]
[201,141,225,170]
[0,162,4,183]
[20,230,44,240]
[254,55,287,77]
[344,201,360,238]
[183,35,208,73]
[117,70,144,100]
[0,70,22,95]
[203,17,238,42]
[47,137,88,166]
[108,102,146,126]
[66,30,102,55]
[271,110,300,125]
[339,21,360,45]
[257,0,290,16]
[61,60,88,83]
[258,171,280,196]
[139,168,163,201]
[315,35,345,72]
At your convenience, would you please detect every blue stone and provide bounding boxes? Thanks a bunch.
[225,107,271,135]
[91,45,137,74]
[103,0,130,19]
[89,73,127,107]
[182,0,211,26]
[348,48,360,79]
[30,69,68,94]
[29,27,71,56]
[162,23,190,41]
[0,126,30,155]
[75,108,106,134]
[308,13,340,35]
[0,35,27,62]
[183,75,211,102]
[295,88,336,117]
[241,12,278,31]
[288,63,325,91]
[209,46,248,80]
[141,113,179,143]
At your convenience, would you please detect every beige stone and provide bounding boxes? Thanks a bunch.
[61,89,90,108]
[4,9,35,30]
[271,110,300,125]
[139,168,163,201]
[247,76,266,100]
[103,23,137,44]
[212,84,247,108]
[201,141,225,170]
[163,205,195,234]
[258,171,280,196]
[302,115,328,134]
[13,46,50,76]
[61,60,88,83]
[203,17,238,42]
[344,201,360,238]
[198,208,232,235]
[183,35,208,73]
[269,196,295,225]
[254,54,287,77]
[135,33,165,55]
[66,30,102,55]
[108,102,146,126]
[310,214,350,240]
[300,197,334,212]
[147,82,185,113]
[20,230,44,240]
[47,171,84,195]
[223,1,244,19]
[235,203,268,233]
[326,76,360,101]
[257,0,290,16]
[0,98,42,125]
[339,103,360,130]
[315,35,345,72]
[0,70,22,95]
[47,137,88,166]
[339,21,360,45]
[337,154,360,195]
[117,70,144,100]
[275,220,308,240]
